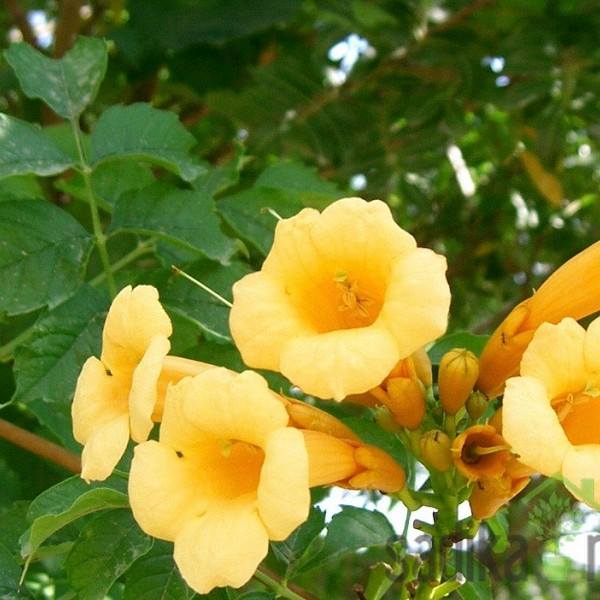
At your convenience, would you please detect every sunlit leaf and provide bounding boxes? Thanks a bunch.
[0,115,74,179]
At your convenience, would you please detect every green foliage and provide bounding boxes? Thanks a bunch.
[1,2,600,599]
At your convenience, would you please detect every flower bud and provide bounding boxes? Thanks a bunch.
[411,346,433,388]
[438,348,479,415]
[419,429,453,472]
[386,376,426,430]
[465,391,488,420]
[373,405,404,433]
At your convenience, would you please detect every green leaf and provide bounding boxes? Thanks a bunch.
[3,37,108,120]
[0,543,34,599]
[447,551,493,600]
[123,540,194,600]
[217,161,342,255]
[270,507,326,577]
[64,509,152,600]
[157,259,251,342]
[22,475,129,561]
[296,506,395,574]
[12,286,107,448]
[0,114,74,179]
[109,182,235,264]
[0,199,94,316]
[428,332,489,365]
[91,104,207,182]
[237,593,275,600]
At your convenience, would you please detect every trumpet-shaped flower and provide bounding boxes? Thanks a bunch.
[72,285,214,481]
[229,197,450,401]
[503,317,600,508]
[129,368,311,594]
[477,240,600,398]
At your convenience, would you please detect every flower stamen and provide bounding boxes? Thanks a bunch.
[334,273,374,319]
[551,381,598,422]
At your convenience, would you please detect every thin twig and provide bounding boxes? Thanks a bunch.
[0,418,81,474]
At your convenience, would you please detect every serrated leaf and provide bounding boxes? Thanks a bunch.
[157,259,251,342]
[64,509,152,600]
[428,332,489,365]
[0,199,94,316]
[123,540,194,600]
[3,37,107,120]
[11,286,107,447]
[91,104,206,182]
[22,475,128,560]
[0,114,74,180]
[295,506,395,574]
[109,182,234,264]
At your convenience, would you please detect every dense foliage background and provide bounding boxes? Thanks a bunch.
[1,1,600,599]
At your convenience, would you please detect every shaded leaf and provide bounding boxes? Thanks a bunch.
[157,259,251,342]
[0,115,74,180]
[22,475,129,561]
[12,286,107,447]
[64,509,152,600]
[109,182,234,264]
[91,104,206,182]
[0,199,94,316]
[124,540,194,600]
[295,506,395,574]
[428,332,489,364]
[3,37,107,120]
[0,543,34,599]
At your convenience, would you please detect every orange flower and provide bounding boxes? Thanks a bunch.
[469,475,530,520]
[451,424,511,482]
[503,316,600,508]
[477,241,600,398]
[229,197,450,401]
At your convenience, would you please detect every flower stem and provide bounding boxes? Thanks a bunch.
[254,566,318,600]
[171,265,233,308]
[70,118,116,298]
[0,418,81,473]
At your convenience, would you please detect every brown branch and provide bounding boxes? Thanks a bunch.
[3,0,39,47]
[0,418,81,474]
[52,0,84,58]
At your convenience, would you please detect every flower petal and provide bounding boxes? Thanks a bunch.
[379,248,450,357]
[583,315,600,374]
[129,334,170,442]
[519,319,587,397]
[173,499,268,594]
[129,440,212,540]
[72,356,128,444]
[562,446,600,509]
[257,427,309,540]
[503,375,570,476]
[281,327,399,400]
[230,272,313,371]
[80,414,129,482]
[181,369,289,446]
[101,285,172,371]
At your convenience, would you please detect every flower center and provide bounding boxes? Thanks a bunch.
[334,272,375,322]
[200,438,265,500]
[551,381,600,445]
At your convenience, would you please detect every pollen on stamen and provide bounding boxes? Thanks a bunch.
[333,273,374,319]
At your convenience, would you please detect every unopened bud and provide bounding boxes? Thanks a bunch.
[386,377,426,430]
[465,391,488,420]
[411,346,433,388]
[438,348,479,415]
[374,405,404,433]
[419,429,453,472]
